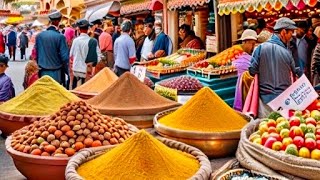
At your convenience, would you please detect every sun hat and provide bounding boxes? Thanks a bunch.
[240,29,258,41]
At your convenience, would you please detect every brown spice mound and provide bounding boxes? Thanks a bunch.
[73,68,118,95]
[87,72,180,115]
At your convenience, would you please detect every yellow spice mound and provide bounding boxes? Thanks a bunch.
[77,130,200,180]
[74,67,118,94]
[159,87,248,132]
[0,76,79,116]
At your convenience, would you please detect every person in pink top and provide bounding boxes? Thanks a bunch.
[64,25,75,50]
[99,20,114,69]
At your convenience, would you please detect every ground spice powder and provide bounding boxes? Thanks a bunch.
[73,67,118,94]
[77,130,200,180]
[0,76,79,116]
[87,72,180,115]
[159,87,248,132]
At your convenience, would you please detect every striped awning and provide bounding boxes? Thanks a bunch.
[120,0,151,15]
[218,0,318,15]
[167,0,210,10]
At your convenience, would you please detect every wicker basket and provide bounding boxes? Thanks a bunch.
[216,168,281,180]
[65,136,212,180]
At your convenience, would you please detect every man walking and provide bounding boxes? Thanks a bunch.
[35,11,69,84]
[19,28,29,61]
[6,27,17,61]
[99,20,114,68]
[70,19,99,89]
[113,20,136,76]
[249,17,298,117]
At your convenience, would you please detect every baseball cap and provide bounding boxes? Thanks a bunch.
[274,17,297,31]
[240,29,258,41]
[76,19,90,29]
[48,10,62,21]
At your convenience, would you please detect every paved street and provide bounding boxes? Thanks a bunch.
[0,47,30,180]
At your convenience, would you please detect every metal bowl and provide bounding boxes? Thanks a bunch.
[70,90,97,100]
[154,108,252,158]
[114,114,155,129]
[6,136,70,180]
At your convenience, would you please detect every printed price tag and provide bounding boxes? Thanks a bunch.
[130,65,146,82]
[268,74,319,118]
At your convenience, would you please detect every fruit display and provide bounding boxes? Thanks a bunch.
[140,49,206,74]
[10,101,136,157]
[188,45,244,75]
[158,75,203,93]
[144,77,154,89]
[249,109,320,160]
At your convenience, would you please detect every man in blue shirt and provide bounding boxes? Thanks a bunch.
[113,20,136,76]
[249,17,298,117]
[148,21,171,59]
[35,11,69,85]
[6,27,16,61]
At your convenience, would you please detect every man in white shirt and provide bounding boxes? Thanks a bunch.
[70,19,101,89]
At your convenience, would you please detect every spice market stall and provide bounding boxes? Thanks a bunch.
[6,100,138,180]
[0,76,80,136]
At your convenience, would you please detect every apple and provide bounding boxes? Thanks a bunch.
[253,138,262,145]
[311,110,320,121]
[289,126,304,138]
[276,117,287,124]
[305,133,316,140]
[299,116,306,124]
[300,123,307,134]
[264,137,277,149]
[268,127,277,134]
[269,133,282,141]
[302,110,311,119]
[272,141,283,151]
[280,129,290,139]
[267,119,277,128]
[261,132,269,145]
[249,133,261,142]
[289,116,301,127]
[285,144,299,156]
[306,124,316,134]
[316,135,320,140]
[306,117,317,126]
[294,110,303,117]
[276,121,290,133]
[282,137,293,150]
[311,149,320,160]
[316,129,320,135]
[293,136,305,148]
[259,123,269,134]
[316,140,320,149]
[299,147,311,158]
[305,138,317,150]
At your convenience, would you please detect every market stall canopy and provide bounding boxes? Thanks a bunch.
[32,20,44,27]
[167,0,210,10]
[150,0,163,11]
[85,1,120,22]
[120,0,152,15]
[218,0,318,16]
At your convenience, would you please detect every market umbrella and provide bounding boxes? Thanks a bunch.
[86,1,120,23]
[32,20,44,27]
[150,0,163,11]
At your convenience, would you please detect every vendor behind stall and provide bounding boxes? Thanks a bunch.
[178,24,205,49]
[233,29,258,112]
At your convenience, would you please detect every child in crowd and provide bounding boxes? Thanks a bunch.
[23,60,39,89]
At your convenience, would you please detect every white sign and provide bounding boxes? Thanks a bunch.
[268,74,319,118]
[178,95,193,104]
[130,65,146,82]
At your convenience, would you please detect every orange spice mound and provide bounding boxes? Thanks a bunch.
[87,72,180,116]
[159,87,248,132]
[73,68,118,95]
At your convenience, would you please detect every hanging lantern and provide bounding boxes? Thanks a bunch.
[256,3,263,12]
[247,5,255,12]
[308,0,317,7]
[264,2,273,11]
[274,0,283,11]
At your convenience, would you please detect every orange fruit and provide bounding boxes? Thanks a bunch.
[65,148,76,157]
[92,140,102,147]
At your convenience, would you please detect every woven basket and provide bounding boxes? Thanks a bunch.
[216,168,281,180]
[0,110,48,136]
[65,136,212,180]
